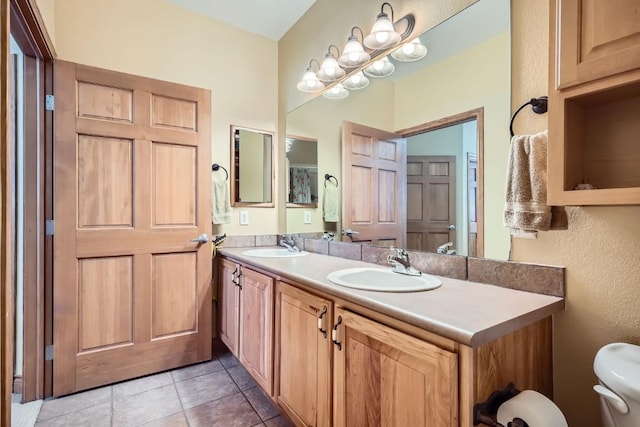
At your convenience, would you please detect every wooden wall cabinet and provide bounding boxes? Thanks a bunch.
[549,0,640,205]
[332,308,458,426]
[274,282,332,427]
[218,259,274,394]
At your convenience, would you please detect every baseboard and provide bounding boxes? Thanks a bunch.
[13,375,23,395]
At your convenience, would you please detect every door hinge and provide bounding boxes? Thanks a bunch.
[45,345,54,361]
[45,94,55,111]
[45,219,55,236]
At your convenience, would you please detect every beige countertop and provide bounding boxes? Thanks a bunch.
[219,247,564,348]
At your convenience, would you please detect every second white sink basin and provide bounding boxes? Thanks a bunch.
[327,267,441,292]
[243,248,308,258]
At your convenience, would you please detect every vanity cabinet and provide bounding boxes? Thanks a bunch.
[548,0,640,205]
[218,259,274,394]
[219,255,554,427]
[274,282,332,427]
[332,308,458,426]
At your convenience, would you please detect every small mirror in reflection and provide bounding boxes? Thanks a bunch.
[286,136,318,206]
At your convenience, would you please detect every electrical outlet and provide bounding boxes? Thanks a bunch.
[239,210,249,225]
[303,211,311,224]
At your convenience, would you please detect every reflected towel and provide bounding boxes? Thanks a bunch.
[323,183,339,223]
[212,173,231,224]
[504,130,567,233]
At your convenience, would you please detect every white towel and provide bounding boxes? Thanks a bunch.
[212,173,231,224]
[323,183,339,222]
[503,130,552,234]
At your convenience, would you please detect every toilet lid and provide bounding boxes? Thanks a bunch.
[594,343,640,402]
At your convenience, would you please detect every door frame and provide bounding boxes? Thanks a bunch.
[4,0,55,410]
[396,108,484,258]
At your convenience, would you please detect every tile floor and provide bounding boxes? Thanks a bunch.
[33,341,293,427]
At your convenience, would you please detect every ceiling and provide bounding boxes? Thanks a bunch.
[164,0,316,40]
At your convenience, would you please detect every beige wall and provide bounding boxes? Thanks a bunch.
[41,0,279,236]
[511,1,640,426]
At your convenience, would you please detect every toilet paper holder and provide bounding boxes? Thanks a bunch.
[473,382,528,427]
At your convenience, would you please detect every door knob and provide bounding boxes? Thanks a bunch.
[190,233,209,244]
[447,224,456,230]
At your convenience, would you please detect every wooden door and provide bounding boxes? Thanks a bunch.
[53,61,212,396]
[467,154,478,257]
[333,309,458,427]
[342,121,405,247]
[238,267,274,394]
[406,156,456,252]
[218,258,240,356]
[275,282,332,427]
[555,0,640,89]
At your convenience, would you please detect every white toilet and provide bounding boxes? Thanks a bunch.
[593,342,640,427]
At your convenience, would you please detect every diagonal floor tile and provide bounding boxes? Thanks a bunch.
[140,411,189,426]
[113,384,182,426]
[171,359,224,383]
[185,392,261,427]
[227,365,259,391]
[37,387,112,421]
[175,369,239,409]
[113,372,173,399]
[35,401,111,427]
[243,386,279,421]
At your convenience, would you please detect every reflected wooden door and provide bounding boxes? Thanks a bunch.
[467,153,478,257]
[53,61,212,396]
[342,121,405,247]
[406,156,456,252]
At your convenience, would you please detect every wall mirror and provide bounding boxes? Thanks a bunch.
[230,125,274,206]
[286,135,318,207]
[285,0,511,259]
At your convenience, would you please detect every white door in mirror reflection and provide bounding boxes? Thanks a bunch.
[342,121,406,247]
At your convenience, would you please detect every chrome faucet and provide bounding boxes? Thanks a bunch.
[280,236,301,252]
[436,242,456,255]
[387,247,421,276]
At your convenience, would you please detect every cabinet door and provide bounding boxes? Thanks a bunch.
[275,282,332,427]
[218,258,240,355]
[332,309,458,427]
[238,267,274,394]
[555,0,640,88]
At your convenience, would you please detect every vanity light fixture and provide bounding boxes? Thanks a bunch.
[322,83,349,99]
[296,59,325,93]
[338,27,370,68]
[363,56,395,78]
[317,45,346,82]
[363,2,402,50]
[390,37,427,62]
[342,71,369,90]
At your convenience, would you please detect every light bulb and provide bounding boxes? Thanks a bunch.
[351,74,361,84]
[331,86,341,94]
[373,60,384,71]
[349,52,359,62]
[375,31,389,43]
[402,43,415,54]
[326,67,336,76]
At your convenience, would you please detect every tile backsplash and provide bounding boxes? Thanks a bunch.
[219,234,565,297]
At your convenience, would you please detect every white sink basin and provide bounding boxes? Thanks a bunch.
[243,248,308,258]
[327,267,441,292]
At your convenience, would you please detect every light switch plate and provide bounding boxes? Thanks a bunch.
[240,210,249,225]
[304,211,311,224]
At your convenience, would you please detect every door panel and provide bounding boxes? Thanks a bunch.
[406,156,456,252]
[342,121,405,247]
[53,61,212,396]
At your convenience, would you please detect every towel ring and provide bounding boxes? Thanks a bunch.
[211,163,229,181]
[324,173,339,188]
[510,96,548,137]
